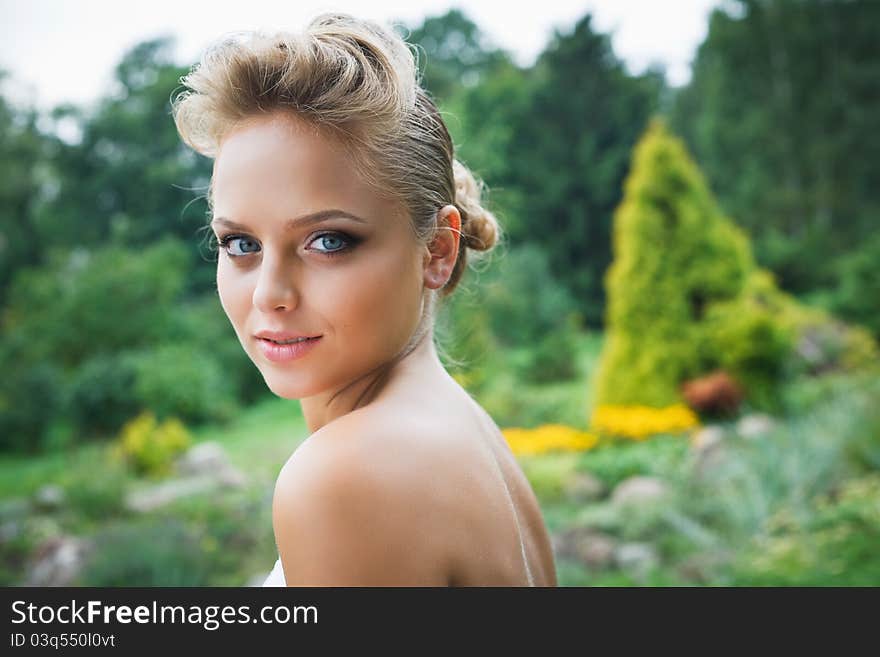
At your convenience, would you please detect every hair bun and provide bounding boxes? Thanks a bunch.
[452,159,499,253]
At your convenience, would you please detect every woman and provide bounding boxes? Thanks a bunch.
[172,12,557,586]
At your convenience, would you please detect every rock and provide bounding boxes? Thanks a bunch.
[614,542,659,576]
[126,475,219,513]
[174,441,232,477]
[0,519,22,544]
[610,476,669,508]
[563,472,606,503]
[737,414,776,439]
[690,425,729,479]
[217,466,248,488]
[690,425,725,452]
[126,464,249,513]
[552,527,617,569]
[33,484,65,511]
[25,535,90,586]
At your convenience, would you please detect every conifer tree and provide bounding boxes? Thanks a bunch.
[593,118,754,408]
[594,118,878,412]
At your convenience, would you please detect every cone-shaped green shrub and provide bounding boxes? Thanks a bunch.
[594,118,754,407]
[594,118,878,412]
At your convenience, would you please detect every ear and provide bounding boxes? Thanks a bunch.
[423,205,461,290]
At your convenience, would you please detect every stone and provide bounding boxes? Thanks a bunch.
[614,542,659,576]
[174,441,232,476]
[690,425,725,452]
[610,476,669,508]
[552,526,618,570]
[737,414,776,439]
[690,425,729,480]
[217,465,248,488]
[0,519,22,544]
[33,484,65,511]
[126,475,219,512]
[25,535,90,586]
[563,472,606,503]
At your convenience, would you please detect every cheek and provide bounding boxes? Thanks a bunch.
[322,251,423,348]
[216,261,250,336]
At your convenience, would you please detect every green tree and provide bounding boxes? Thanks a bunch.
[40,37,215,295]
[0,73,53,306]
[671,0,880,330]
[503,15,664,327]
[399,9,512,100]
[594,118,753,407]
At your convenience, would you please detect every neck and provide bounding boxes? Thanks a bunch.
[298,326,451,434]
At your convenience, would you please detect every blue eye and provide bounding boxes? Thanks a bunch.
[310,233,351,254]
[217,235,260,257]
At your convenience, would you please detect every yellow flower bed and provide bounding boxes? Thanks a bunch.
[589,403,700,440]
[502,424,599,456]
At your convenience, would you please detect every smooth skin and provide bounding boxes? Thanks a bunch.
[210,111,557,586]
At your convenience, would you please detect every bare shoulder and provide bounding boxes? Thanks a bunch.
[272,412,453,586]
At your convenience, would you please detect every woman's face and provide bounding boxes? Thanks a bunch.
[210,112,427,400]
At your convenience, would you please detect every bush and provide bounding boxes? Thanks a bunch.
[594,118,753,408]
[1,239,188,369]
[0,356,64,453]
[436,289,498,394]
[730,475,880,586]
[824,232,880,337]
[65,352,142,439]
[515,313,582,384]
[60,452,131,521]
[128,344,239,425]
[702,272,796,412]
[480,244,580,347]
[76,518,210,586]
[166,295,267,406]
[593,119,878,413]
[112,411,191,477]
[0,239,191,452]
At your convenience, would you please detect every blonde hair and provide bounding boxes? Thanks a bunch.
[171,12,501,301]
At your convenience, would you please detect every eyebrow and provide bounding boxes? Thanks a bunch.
[210,209,368,232]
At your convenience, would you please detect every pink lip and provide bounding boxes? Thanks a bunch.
[256,330,321,342]
[256,336,322,363]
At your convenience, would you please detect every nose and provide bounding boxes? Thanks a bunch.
[252,254,299,312]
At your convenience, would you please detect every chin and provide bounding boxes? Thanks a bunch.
[261,371,324,400]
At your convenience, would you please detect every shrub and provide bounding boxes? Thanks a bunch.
[480,244,580,347]
[128,344,239,425]
[436,288,498,394]
[112,411,191,477]
[0,356,64,453]
[76,518,210,586]
[730,475,880,586]
[166,295,267,405]
[594,118,753,408]
[65,352,142,439]
[680,370,744,417]
[60,452,131,521]
[516,313,583,384]
[593,119,878,413]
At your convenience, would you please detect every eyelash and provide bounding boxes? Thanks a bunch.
[214,232,357,260]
